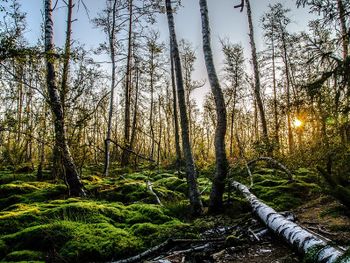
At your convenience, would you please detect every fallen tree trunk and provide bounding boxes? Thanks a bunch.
[232,181,349,263]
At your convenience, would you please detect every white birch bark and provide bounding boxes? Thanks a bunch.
[232,181,349,263]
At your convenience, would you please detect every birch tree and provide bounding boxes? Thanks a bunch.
[199,0,228,213]
[44,0,85,196]
[165,0,203,216]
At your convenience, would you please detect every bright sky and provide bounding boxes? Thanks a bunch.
[14,0,317,106]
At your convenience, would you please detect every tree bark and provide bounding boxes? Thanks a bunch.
[121,0,133,167]
[171,55,182,173]
[199,0,228,213]
[232,181,347,263]
[104,0,118,176]
[165,0,203,216]
[44,0,84,196]
[245,0,270,153]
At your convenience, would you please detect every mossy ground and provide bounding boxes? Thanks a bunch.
[0,165,348,262]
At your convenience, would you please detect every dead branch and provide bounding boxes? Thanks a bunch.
[108,139,155,163]
[146,180,163,206]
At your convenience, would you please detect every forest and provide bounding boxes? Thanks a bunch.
[0,0,349,262]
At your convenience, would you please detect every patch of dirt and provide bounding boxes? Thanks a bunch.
[295,196,350,245]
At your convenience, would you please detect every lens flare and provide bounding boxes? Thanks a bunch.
[293,118,303,128]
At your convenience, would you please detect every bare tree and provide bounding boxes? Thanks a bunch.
[165,0,203,216]
[199,0,228,213]
[44,0,85,196]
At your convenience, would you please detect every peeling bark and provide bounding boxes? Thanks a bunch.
[232,181,348,263]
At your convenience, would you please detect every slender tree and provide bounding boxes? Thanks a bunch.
[104,0,118,176]
[44,0,84,196]
[165,0,203,216]
[243,0,271,153]
[199,0,228,213]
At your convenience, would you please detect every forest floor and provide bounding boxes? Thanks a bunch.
[0,164,349,262]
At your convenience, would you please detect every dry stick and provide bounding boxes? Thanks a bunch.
[232,181,348,263]
[247,156,293,180]
[110,238,224,263]
[146,180,163,206]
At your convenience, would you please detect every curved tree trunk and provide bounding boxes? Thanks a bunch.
[199,0,228,213]
[233,181,348,263]
[165,0,203,216]
[44,0,84,196]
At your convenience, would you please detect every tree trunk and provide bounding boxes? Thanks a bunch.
[232,181,347,263]
[44,0,84,196]
[171,56,182,172]
[271,33,279,149]
[281,32,294,154]
[121,0,133,167]
[199,0,228,213]
[104,0,118,176]
[337,0,349,61]
[165,0,203,216]
[245,0,270,153]
[129,65,139,155]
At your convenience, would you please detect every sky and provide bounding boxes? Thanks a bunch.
[9,0,318,107]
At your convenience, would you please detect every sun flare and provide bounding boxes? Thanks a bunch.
[293,118,303,128]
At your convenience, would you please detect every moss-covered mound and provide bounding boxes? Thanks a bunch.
[250,168,321,211]
[0,170,198,262]
[0,198,190,262]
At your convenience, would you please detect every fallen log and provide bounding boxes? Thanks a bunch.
[232,181,349,263]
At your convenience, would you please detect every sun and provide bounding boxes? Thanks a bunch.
[293,118,303,128]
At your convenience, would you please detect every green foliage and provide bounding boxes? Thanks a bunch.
[3,250,44,261]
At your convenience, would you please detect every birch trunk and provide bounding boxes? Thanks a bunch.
[199,0,228,213]
[44,0,84,196]
[233,181,349,263]
[165,0,203,216]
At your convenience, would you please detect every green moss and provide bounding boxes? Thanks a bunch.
[126,204,171,224]
[251,176,320,211]
[154,177,185,192]
[59,223,142,262]
[303,244,327,263]
[4,250,44,261]
[335,249,350,263]
[0,239,8,258]
[131,222,159,236]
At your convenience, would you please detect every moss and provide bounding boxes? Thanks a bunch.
[154,176,186,192]
[4,250,44,261]
[335,249,350,263]
[99,180,153,203]
[126,204,171,224]
[0,204,41,234]
[0,239,8,258]
[251,176,320,211]
[131,222,159,236]
[59,223,142,262]
[303,244,327,263]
